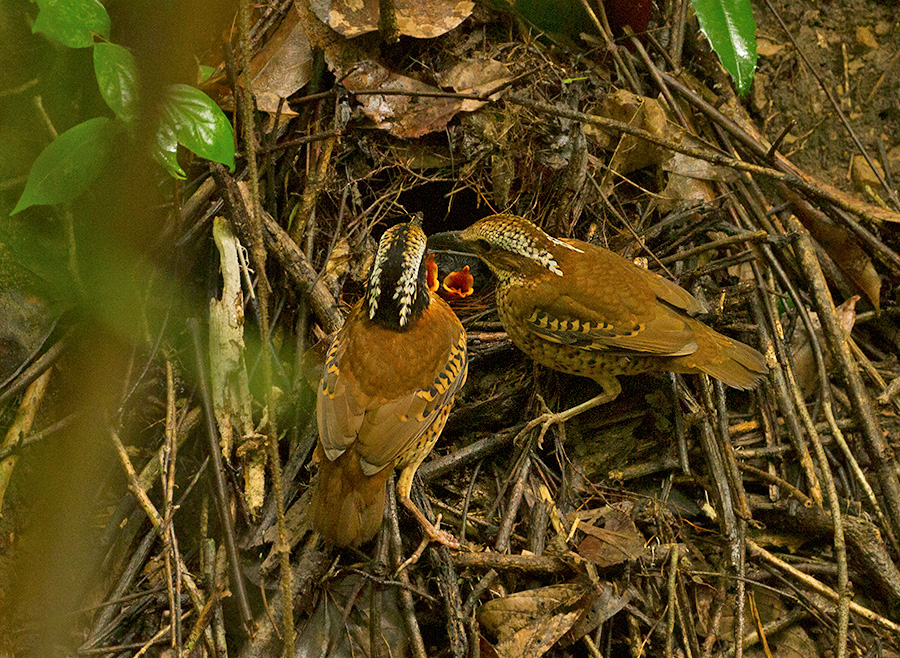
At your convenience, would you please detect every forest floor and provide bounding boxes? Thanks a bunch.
[2,0,900,657]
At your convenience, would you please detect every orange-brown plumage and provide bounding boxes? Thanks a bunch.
[311,219,467,548]
[428,214,765,400]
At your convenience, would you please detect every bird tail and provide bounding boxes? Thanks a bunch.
[675,319,768,390]
[310,443,390,547]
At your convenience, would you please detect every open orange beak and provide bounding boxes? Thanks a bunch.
[425,253,440,292]
[441,265,474,299]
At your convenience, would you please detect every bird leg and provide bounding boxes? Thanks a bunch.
[396,513,446,574]
[396,465,461,551]
[527,375,623,435]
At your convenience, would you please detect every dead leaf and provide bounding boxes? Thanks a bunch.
[757,37,786,57]
[341,59,507,137]
[788,193,881,311]
[321,238,352,292]
[662,152,738,181]
[589,89,731,203]
[559,583,629,647]
[855,25,879,49]
[791,295,860,398]
[697,584,789,637]
[657,173,716,213]
[572,506,645,567]
[249,8,312,113]
[850,154,885,193]
[747,624,820,658]
[310,0,473,38]
[297,573,408,657]
[478,582,594,658]
[437,58,513,111]
[340,60,460,137]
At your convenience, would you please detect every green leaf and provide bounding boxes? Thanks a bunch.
[12,117,116,214]
[691,0,757,95]
[94,43,138,122]
[152,121,185,180]
[33,0,110,48]
[152,84,235,179]
[199,65,216,83]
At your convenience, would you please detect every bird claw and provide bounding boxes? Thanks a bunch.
[519,389,621,448]
[396,514,460,574]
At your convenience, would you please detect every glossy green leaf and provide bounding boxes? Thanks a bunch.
[33,0,110,48]
[94,43,138,122]
[691,0,757,95]
[152,121,185,180]
[12,117,116,214]
[199,65,216,83]
[152,84,235,179]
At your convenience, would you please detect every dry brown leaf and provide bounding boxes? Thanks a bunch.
[310,0,473,38]
[321,238,352,291]
[572,506,644,567]
[757,36,787,57]
[657,173,716,213]
[341,61,460,137]
[855,25,879,49]
[478,582,593,658]
[437,58,513,111]
[590,89,732,201]
[296,573,408,657]
[789,194,881,311]
[697,585,789,637]
[559,583,629,648]
[850,154,885,193]
[747,625,820,658]
[299,0,379,73]
[249,8,312,114]
[341,59,504,137]
[791,295,860,399]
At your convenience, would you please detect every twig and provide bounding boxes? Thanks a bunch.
[188,319,254,630]
[0,336,65,405]
[786,218,900,543]
[0,368,52,513]
[162,362,181,652]
[452,552,571,574]
[236,0,292,648]
[109,429,216,654]
[658,231,769,266]
[387,478,428,658]
[747,539,900,633]
[259,212,344,333]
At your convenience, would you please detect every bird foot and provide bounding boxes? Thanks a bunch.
[399,495,462,552]
[396,514,459,574]
[520,388,621,447]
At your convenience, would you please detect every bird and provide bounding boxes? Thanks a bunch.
[427,213,766,424]
[310,217,468,549]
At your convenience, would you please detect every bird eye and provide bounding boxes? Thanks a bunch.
[476,238,492,252]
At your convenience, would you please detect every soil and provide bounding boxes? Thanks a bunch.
[752,0,900,188]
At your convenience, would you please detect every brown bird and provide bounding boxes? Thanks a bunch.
[428,214,765,422]
[311,217,467,548]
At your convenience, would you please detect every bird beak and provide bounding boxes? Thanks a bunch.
[427,230,472,254]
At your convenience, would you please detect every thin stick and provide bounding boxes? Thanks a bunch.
[188,320,254,629]
[747,539,900,633]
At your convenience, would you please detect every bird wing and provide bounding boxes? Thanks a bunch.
[518,243,701,356]
[317,302,467,475]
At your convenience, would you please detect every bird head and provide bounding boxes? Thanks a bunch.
[365,216,432,330]
[428,214,582,281]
